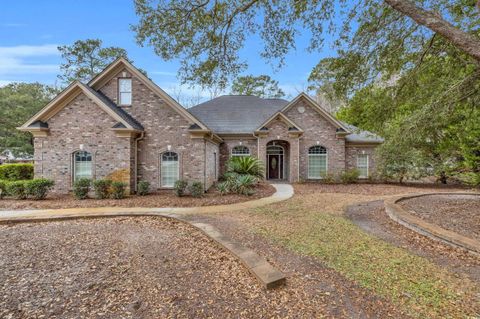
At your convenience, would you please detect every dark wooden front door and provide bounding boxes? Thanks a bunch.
[268,155,283,179]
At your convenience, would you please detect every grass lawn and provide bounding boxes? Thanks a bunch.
[246,188,479,318]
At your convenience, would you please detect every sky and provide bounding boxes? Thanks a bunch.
[0,0,339,101]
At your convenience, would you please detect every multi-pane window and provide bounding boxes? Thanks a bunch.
[161,152,179,187]
[118,78,132,105]
[308,146,327,179]
[231,145,250,157]
[357,154,369,178]
[73,151,92,181]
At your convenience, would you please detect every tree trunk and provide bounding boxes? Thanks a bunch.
[439,171,448,184]
[384,0,480,62]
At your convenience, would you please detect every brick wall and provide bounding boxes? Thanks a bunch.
[33,93,133,193]
[218,138,258,175]
[345,145,378,177]
[283,99,346,179]
[99,68,211,189]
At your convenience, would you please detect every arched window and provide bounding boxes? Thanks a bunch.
[231,145,250,157]
[73,151,92,181]
[161,152,179,187]
[308,146,327,179]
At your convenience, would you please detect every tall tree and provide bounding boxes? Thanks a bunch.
[231,75,285,98]
[133,0,480,88]
[0,83,57,157]
[57,39,128,83]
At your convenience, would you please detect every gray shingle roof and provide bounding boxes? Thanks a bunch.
[189,94,383,143]
[341,122,384,143]
[188,95,288,134]
[84,85,144,131]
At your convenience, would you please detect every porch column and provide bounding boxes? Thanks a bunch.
[289,137,300,183]
[257,136,267,179]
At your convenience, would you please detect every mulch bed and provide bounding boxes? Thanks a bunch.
[0,183,275,210]
[345,200,480,283]
[0,216,407,318]
[399,194,480,241]
[293,182,475,196]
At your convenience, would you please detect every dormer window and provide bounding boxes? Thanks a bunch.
[118,78,132,106]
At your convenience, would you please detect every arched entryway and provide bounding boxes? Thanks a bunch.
[266,140,290,180]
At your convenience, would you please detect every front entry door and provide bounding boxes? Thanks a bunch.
[268,155,283,179]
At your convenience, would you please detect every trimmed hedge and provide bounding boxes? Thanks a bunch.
[111,181,127,199]
[93,179,112,199]
[73,178,91,200]
[25,178,55,200]
[0,163,34,181]
[0,178,55,200]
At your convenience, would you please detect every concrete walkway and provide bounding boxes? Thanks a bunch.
[0,184,293,221]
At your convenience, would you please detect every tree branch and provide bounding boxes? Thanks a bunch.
[385,0,480,61]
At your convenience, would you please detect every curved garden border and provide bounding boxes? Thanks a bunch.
[385,193,480,256]
[0,184,294,289]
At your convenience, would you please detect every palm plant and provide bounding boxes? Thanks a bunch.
[226,156,264,178]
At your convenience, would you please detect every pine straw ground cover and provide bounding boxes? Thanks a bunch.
[235,183,480,319]
[0,182,275,210]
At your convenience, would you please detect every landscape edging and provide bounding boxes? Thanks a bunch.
[384,192,480,256]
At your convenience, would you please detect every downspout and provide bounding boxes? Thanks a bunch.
[134,132,145,193]
[204,138,207,192]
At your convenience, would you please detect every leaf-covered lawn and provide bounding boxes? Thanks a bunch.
[249,193,479,319]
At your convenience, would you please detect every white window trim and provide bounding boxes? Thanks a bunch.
[72,150,93,183]
[118,78,132,106]
[231,145,250,157]
[357,154,369,179]
[160,151,179,188]
[307,146,328,180]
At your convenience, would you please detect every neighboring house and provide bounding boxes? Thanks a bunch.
[0,149,33,164]
[18,58,383,194]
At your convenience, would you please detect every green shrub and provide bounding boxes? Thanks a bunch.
[189,181,204,198]
[174,179,188,197]
[0,180,6,199]
[111,181,127,199]
[234,174,257,195]
[226,156,264,178]
[137,181,150,196]
[220,172,257,195]
[6,181,27,199]
[320,172,337,184]
[216,181,229,195]
[93,179,112,199]
[340,169,360,184]
[73,178,91,200]
[0,163,34,181]
[454,172,480,187]
[25,178,54,200]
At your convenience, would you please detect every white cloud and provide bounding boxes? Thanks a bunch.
[0,44,60,77]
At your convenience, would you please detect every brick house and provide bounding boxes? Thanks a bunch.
[19,57,383,194]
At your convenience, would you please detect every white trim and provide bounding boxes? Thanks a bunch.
[266,144,285,180]
[88,57,210,130]
[307,145,328,179]
[357,154,369,179]
[160,151,180,188]
[231,145,250,157]
[280,93,350,132]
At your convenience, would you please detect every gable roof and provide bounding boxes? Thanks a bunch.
[255,111,304,133]
[19,81,143,132]
[281,93,350,132]
[88,57,209,130]
[189,95,289,134]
